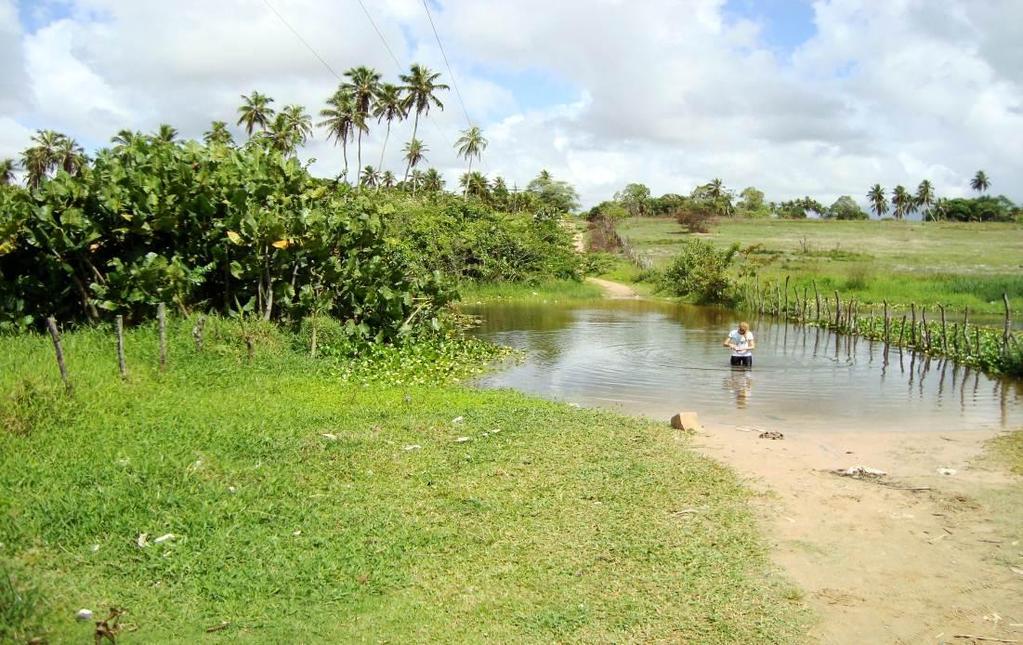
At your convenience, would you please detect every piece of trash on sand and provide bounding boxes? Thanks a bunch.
[454,436,471,443]
[835,466,887,479]
[759,431,784,440]
[1010,567,1023,577]
[75,609,94,622]
[937,467,958,476]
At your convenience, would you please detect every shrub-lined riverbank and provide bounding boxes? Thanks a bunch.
[0,320,805,643]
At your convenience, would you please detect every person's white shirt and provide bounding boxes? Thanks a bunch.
[728,329,754,357]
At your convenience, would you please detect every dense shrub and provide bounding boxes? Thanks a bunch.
[928,196,1021,222]
[826,196,869,220]
[0,139,454,340]
[658,239,739,304]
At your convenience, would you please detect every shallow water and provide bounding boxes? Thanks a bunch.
[466,300,1022,433]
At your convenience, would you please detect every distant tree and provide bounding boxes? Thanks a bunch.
[237,91,275,136]
[736,187,770,218]
[526,169,579,213]
[775,197,825,219]
[319,88,356,182]
[281,105,313,146]
[153,124,179,143]
[915,179,935,219]
[402,139,428,194]
[372,82,407,172]
[614,183,651,217]
[111,129,141,148]
[454,126,487,196]
[360,165,381,189]
[867,184,888,218]
[21,130,85,187]
[491,176,510,209]
[929,195,1018,222]
[342,66,381,172]
[203,121,235,146]
[459,171,490,200]
[691,180,734,217]
[0,159,14,185]
[826,196,869,220]
[421,168,444,193]
[399,64,448,158]
[380,170,397,189]
[891,185,913,220]
[971,170,990,194]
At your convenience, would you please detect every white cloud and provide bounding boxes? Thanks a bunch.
[0,0,1020,207]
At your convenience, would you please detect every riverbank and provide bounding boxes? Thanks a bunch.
[693,424,1023,643]
[0,322,804,642]
[616,217,1023,316]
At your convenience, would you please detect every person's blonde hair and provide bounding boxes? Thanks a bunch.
[738,321,750,332]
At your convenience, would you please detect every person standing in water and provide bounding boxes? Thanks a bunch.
[723,321,755,367]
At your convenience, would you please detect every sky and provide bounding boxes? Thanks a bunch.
[1,0,1021,208]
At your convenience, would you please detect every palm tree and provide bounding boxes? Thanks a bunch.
[0,159,15,185]
[891,185,912,220]
[915,179,935,219]
[21,145,50,189]
[459,171,490,200]
[399,64,448,175]
[343,66,381,172]
[372,83,407,171]
[203,121,235,146]
[455,126,487,196]
[237,91,276,137]
[705,178,725,199]
[360,165,381,189]
[408,169,426,194]
[153,124,179,143]
[381,170,396,189]
[970,170,989,193]
[319,88,356,182]
[867,184,888,218]
[54,136,86,175]
[281,104,312,147]
[402,138,427,191]
[422,168,444,193]
[111,129,141,148]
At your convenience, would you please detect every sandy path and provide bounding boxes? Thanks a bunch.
[587,277,640,299]
[692,425,1022,643]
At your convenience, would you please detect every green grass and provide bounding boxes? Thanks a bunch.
[616,217,1023,315]
[457,279,604,303]
[990,431,1023,475]
[0,321,804,643]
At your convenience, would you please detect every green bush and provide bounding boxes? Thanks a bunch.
[658,239,738,304]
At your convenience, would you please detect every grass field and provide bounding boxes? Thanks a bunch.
[457,279,603,304]
[0,320,804,643]
[616,217,1023,316]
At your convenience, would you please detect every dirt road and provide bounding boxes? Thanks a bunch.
[586,277,640,299]
[693,425,1022,643]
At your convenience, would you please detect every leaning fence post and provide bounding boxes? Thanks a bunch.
[115,315,128,381]
[921,308,931,350]
[910,303,917,346]
[1003,293,1012,355]
[783,275,790,317]
[897,314,907,348]
[46,317,72,395]
[833,291,841,328]
[883,301,890,347]
[157,303,167,371]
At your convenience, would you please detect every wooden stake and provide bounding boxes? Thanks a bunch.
[898,314,907,347]
[157,302,167,371]
[45,317,72,394]
[883,301,890,347]
[115,315,128,381]
[783,275,790,317]
[910,303,917,346]
[834,291,840,328]
[921,308,931,350]
[813,280,821,321]
[1003,293,1012,355]
[939,304,948,353]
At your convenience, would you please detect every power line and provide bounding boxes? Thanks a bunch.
[420,0,473,129]
[355,0,403,73]
[261,0,342,81]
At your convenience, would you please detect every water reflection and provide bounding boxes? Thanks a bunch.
[465,300,1023,433]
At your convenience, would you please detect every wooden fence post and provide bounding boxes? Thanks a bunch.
[883,301,890,347]
[783,275,790,317]
[192,315,206,352]
[1003,293,1012,355]
[921,308,931,350]
[45,317,72,395]
[897,314,907,348]
[813,280,821,322]
[802,286,808,323]
[939,304,948,353]
[910,303,917,346]
[833,291,840,328]
[157,302,167,371]
[115,315,128,381]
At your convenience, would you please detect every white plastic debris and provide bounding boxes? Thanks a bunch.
[451,416,465,425]
[75,609,94,622]
[228,486,237,494]
[937,467,957,476]
[838,466,887,478]
[403,444,422,451]
[153,533,175,544]
[136,533,149,548]
[454,436,471,443]
[90,544,100,553]
[321,433,338,441]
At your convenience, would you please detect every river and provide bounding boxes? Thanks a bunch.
[466,299,1022,433]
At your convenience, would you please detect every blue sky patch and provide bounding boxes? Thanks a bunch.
[724,0,816,54]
